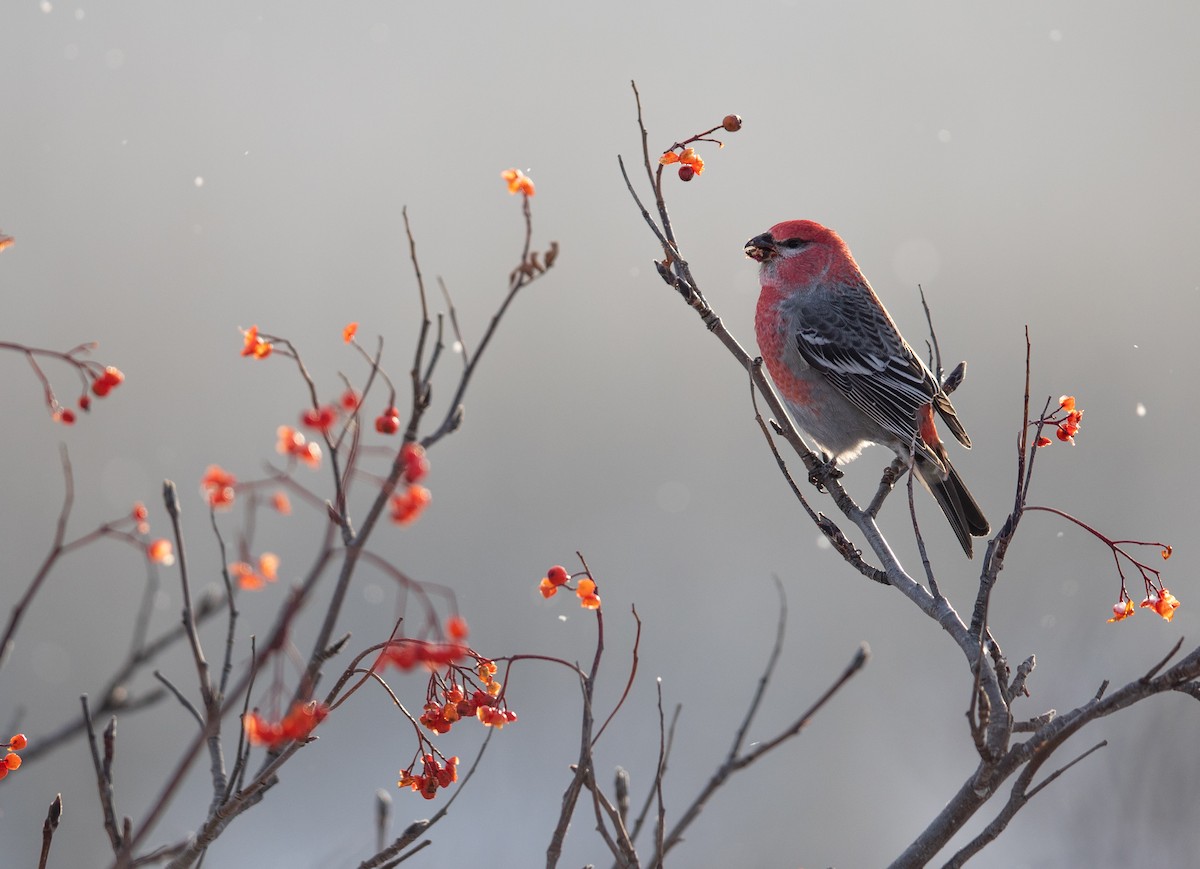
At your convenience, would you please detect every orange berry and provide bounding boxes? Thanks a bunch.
[271,491,292,515]
[4,753,20,770]
[8,734,27,751]
[446,615,469,641]
[389,485,431,524]
[147,539,175,566]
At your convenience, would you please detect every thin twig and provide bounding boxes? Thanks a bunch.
[546,585,606,869]
[208,509,240,700]
[650,644,869,865]
[906,442,939,599]
[653,681,667,869]
[82,696,122,853]
[1,445,75,666]
[357,728,496,869]
[162,481,229,814]
[438,277,470,368]
[38,793,63,869]
[153,671,203,729]
[625,704,680,850]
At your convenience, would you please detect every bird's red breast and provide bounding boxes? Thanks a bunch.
[754,284,813,407]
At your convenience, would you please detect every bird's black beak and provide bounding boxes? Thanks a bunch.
[744,233,776,262]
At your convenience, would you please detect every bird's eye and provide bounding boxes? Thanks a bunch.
[780,238,809,249]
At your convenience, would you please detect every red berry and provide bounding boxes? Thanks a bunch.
[401,442,429,482]
[92,379,111,397]
[678,165,695,182]
[301,405,338,432]
[722,114,743,132]
[375,410,400,435]
[546,565,570,586]
[58,409,76,425]
[79,395,91,410]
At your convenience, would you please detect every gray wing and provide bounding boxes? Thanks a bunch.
[793,285,970,452]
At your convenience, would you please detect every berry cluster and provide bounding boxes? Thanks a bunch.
[658,114,742,182]
[419,683,515,734]
[56,365,125,425]
[375,638,467,671]
[390,484,431,525]
[501,168,536,197]
[398,753,458,800]
[0,733,26,781]
[1033,396,1084,447]
[389,443,432,524]
[201,465,238,510]
[229,553,280,591]
[1109,586,1180,623]
[300,405,338,435]
[276,425,322,468]
[243,700,328,748]
[240,325,273,359]
[539,564,601,610]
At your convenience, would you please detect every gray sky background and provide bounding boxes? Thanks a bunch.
[3,2,1198,866]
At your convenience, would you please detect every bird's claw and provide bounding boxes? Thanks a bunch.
[808,455,843,490]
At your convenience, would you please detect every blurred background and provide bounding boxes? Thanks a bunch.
[2,1,1198,866]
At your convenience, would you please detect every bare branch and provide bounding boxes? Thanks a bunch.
[942,740,1108,868]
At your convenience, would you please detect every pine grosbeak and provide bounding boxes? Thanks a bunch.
[747,219,989,557]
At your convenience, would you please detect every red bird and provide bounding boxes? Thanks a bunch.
[747,219,989,556]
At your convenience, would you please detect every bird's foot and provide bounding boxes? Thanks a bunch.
[880,456,909,488]
[808,454,843,491]
[867,457,910,517]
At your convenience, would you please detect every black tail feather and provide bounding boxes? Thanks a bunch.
[918,458,990,558]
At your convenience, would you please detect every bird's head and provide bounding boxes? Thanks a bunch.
[744,220,844,261]
[745,220,859,285]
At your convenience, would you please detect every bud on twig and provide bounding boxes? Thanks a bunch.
[162,479,180,520]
